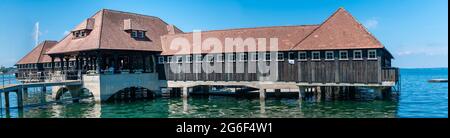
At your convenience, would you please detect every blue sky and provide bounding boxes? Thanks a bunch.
[0,0,447,68]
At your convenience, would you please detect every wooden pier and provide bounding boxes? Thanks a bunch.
[0,80,82,109]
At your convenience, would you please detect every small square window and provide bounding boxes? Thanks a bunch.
[80,30,85,37]
[368,50,377,60]
[339,51,348,60]
[176,56,183,63]
[167,56,173,63]
[138,31,145,38]
[131,31,138,38]
[288,52,296,60]
[325,51,334,60]
[312,51,321,60]
[206,55,214,62]
[158,57,165,64]
[74,31,80,37]
[299,52,307,61]
[264,52,271,61]
[277,52,284,61]
[239,53,247,62]
[227,54,236,62]
[353,50,363,60]
[195,55,202,62]
[216,54,224,62]
[185,55,193,63]
[250,53,259,61]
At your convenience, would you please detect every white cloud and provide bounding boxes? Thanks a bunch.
[395,43,448,56]
[364,18,379,29]
[63,30,70,36]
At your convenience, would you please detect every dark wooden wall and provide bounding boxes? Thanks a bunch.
[157,49,398,84]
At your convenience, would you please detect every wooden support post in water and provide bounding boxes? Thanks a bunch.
[41,86,47,103]
[182,87,188,98]
[316,86,322,102]
[259,88,266,100]
[4,92,10,109]
[17,88,23,109]
[23,87,28,102]
[298,87,305,100]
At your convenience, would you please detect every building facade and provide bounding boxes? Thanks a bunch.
[15,8,399,102]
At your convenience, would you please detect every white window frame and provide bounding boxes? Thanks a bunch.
[339,51,349,60]
[325,51,334,60]
[353,50,363,60]
[368,50,377,60]
[216,54,224,62]
[131,30,138,38]
[288,52,296,60]
[195,55,202,63]
[138,31,145,38]
[176,56,183,63]
[227,54,235,62]
[238,53,247,62]
[311,51,321,61]
[158,56,165,64]
[206,55,214,63]
[80,30,86,37]
[264,52,271,61]
[167,56,173,63]
[298,52,307,61]
[185,55,193,63]
[250,53,258,61]
[277,52,284,61]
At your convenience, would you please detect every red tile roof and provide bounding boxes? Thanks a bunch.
[16,40,58,65]
[44,8,386,56]
[291,8,384,51]
[160,25,319,55]
[46,9,182,54]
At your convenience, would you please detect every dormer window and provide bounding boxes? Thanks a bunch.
[131,30,138,38]
[72,29,91,39]
[130,30,146,39]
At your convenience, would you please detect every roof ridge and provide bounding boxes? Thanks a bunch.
[290,8,346,50]
[98,9,106,50]
[37,41,47,63]
[101,9,173,27]
[166,24,320,36]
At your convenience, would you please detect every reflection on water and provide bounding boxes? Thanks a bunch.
[1,68,447,118]
[1,96,399,118]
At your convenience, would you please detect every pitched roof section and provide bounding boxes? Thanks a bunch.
[47,9,179,54]
[16,40,58,65]
[291,8,384,51]
[99,9,175,51]
[160,25,319,55]
[46,10,104,54]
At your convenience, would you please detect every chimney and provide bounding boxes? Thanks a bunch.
[166,24,176,35]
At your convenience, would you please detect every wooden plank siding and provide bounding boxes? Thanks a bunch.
[156,49,398,84]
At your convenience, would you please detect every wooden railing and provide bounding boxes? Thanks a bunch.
[381,67,399,82]
[16,70,82,83]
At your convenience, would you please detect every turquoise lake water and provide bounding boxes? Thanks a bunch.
[0,68,448,118]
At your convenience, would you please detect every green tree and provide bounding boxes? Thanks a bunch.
[0,65,7,74]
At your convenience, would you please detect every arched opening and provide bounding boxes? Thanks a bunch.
[106,87,155,102]
[55,87,71,101]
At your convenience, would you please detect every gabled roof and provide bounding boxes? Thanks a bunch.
[291,8,384,51]
[160,25,319,55]
[45,8,386,56]
[16,40,58,65]
[46,9,182,54]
